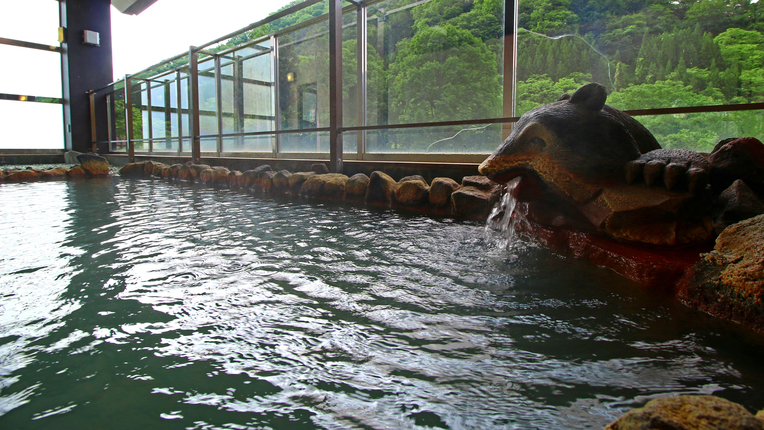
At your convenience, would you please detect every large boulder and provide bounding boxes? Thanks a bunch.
[710,137,764,197]
[143,160,163,177]
[77,153,110,177]
[365,171,398,205]
[119,162,147,178]
[604,395,764,430]
[160,165,173,180]
[712,179,764,234]
[228,170,242,189]
[345,173,370,201]
[395,176,430,206]
[198,168,215,184]
[429,177,460,207]
[271,170,292,193]
[288,171,316,194]
[5,169,40,182]
[210,166,231,187]
[299,173,348,200]
[579,184,715,246]
[151,163,167,177]
[177,164,193,182]
[168,164,182,180]
[188,164,211,182]
[252,170,276,193]
[451,186,499,220]
[240,165,272,189]
[40,167,68,179]
[66,165,87,179]
[678,214,764,334]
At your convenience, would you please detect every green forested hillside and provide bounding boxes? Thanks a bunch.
[128,0,762,152]
[262,0,763,151]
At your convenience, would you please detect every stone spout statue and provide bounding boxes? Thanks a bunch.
[479,82,764,246]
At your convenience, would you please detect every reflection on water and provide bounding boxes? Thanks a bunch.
[1,179,763,429]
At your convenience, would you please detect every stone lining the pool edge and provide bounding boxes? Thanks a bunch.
[0,153,113,181]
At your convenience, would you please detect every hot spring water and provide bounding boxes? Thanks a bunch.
[1,179,763,429]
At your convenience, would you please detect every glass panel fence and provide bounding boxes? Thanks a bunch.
[515,0,764,113]
[101,0,763,162]
[365,123,503,154]
[279,18,330,132]
[280,131,330,153]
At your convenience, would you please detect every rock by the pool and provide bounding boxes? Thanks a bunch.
[712,179,764,234]
[710,137,764,197]
[77,153,110,177]
[345,173,370,200]
[395,176,430,206]
[429,177,460,207]
[604,395,764,429]
[299,173,348,200]
[679,214,764,334]
[365,171,398,205]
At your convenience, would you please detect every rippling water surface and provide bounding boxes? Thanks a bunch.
[1,179,763,429]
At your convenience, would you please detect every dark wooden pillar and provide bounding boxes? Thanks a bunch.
[60,0,114,153]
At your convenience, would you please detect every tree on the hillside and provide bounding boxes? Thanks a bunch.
[388,24,501,124]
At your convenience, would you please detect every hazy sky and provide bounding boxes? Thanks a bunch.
[0,0,295,149]
[111,0,296,79]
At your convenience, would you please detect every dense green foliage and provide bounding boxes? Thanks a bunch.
[131,0,763,153]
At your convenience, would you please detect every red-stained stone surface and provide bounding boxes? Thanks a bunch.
[518,220,709,291]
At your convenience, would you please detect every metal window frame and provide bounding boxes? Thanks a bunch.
[93,0,764,168]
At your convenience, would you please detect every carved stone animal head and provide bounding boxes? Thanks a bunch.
[479,83,660,204]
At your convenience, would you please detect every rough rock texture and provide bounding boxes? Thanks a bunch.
[78,153,110,177]
[6,169,40,181]
[252,170,276,193]
[64,150,81,165]
[712,180,764,234]
[604,395,764,430]
[429,177,460,207]
[228,170,242,188]
[288,172,316,194]
[300,174,348,200]
[210,166,231,187]
[579,184,715,246]
[395,178,430,206]
[151,163,167,177]
[625,148,710,192]
[40,167,68,179]
[169,164,182,180]
[239,165,273,189]
[199,168,214,184]
[366,171,398,205]
[177,164,193,182]
[161,165,173,179]
[678,214,764,334]
[451,186,494,220]
[272,170,291,192]
[188,164,211,181]
[710,137,764,196]
[345,173,370,200]
[143,160,164,177]
[119,162,146,178]
[67,165,87,178]
[462,175,499,192]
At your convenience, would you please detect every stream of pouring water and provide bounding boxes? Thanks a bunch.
[484,177,529,253]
